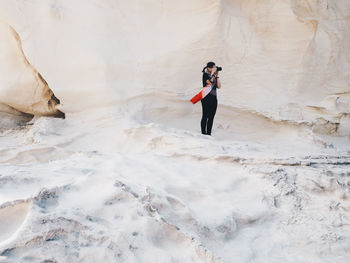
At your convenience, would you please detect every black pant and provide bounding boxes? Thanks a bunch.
[200,94,217,135]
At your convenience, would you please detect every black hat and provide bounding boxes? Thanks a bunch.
[202,61,216,72]
[207,61,215,68]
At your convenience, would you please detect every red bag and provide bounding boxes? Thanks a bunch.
[190,85,212,104]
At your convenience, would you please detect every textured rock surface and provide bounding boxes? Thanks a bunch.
[0,21,64,122]
[0,1,349,262]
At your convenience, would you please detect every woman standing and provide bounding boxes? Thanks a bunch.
[200,61,221,135]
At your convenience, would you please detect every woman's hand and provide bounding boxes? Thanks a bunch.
[213,71,219,80]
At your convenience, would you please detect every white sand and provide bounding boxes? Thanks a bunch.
[0,0,349,262]
[0,200,31,246]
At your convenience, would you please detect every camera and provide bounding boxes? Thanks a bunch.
[216,66,222,72]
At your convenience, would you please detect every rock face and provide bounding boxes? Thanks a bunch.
[0,21,64,123]
[0,0,349,134]
[0,1,349,263]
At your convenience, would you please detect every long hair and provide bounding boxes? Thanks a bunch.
[202,61,215,73]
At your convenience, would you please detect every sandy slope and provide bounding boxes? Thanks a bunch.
[0,107,349,262]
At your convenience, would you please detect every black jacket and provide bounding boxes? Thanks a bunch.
[202,72,217,96]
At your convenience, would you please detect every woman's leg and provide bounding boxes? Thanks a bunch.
[206,96,217,135]
[200,98,209,134]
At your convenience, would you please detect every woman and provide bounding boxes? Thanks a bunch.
[200,61,221,135]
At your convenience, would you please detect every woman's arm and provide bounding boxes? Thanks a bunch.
[216,72,221,89]
[203,73,214,87]
[207,76,216,86]
[217,77,221,89]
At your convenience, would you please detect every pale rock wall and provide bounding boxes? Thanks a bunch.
[0,0,348,135]
[0,21,64,119]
